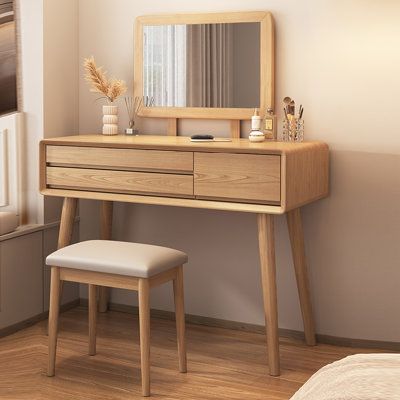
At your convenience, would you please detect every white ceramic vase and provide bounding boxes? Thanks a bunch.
[102,104,118,135]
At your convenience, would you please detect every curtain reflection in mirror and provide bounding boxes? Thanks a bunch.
[142,22,260,109]
[186,23,233,108]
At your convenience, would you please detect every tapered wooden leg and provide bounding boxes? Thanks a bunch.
[58,198,78,249]
[88,284,97,356]
[173,266,187,373]
[257,213,280,376]
[48,267,61,377]
[286,208,316,346]
[98,201,113,313]
[138,278,151,397]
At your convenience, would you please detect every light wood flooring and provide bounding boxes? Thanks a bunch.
[0,307,381,399]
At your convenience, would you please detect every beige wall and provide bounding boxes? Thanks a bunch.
[17,0,79,224]
[43,0,79,223]
[0,0,80,332]
[78,0,400,342]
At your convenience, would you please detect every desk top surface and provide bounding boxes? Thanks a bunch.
[41,135,328,155]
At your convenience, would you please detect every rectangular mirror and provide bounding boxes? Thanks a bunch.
[134,12,274,120]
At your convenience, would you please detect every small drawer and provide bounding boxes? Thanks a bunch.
[46,145,193,173]
[47,167,193,197]
[194,153,281,203]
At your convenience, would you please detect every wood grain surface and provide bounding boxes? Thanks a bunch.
[134,12,273,121]
[0,307,382,400]
[46,145,193,173]
[41,135,328,156]
[194,153,280,203]
[47,167,194,197]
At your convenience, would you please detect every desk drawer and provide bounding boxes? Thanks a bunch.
[46,145,193,173]
[194,153,280,203]
[47,167,193,197]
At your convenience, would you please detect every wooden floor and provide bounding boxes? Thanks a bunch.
[0,307,380,400]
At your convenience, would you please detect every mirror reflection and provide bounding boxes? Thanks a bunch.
[143,22,260,108]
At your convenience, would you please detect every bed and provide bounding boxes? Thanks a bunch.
[290,353,400,400]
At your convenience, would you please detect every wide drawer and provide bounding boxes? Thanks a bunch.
[46,145,193,173]
[194,153,281,203]
[46,167,193,197]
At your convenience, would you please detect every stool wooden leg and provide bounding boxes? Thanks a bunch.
[48,266,61,377]
[286,208,316,346]
[98,201,113,313]
[257,213,280,376]
[88,284,97,356]
[173,266,187,373]
[56,197,77,316]
[138,278,150,397]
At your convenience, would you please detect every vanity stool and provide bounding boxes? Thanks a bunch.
[46,240,188,397]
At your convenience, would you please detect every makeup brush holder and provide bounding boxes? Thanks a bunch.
[282,118,304,142]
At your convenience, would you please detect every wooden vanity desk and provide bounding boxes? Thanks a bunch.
[40,134,329,377]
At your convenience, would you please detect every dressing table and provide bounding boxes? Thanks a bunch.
[39,11,330,377]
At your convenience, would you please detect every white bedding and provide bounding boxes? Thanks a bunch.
[290,353,400,400]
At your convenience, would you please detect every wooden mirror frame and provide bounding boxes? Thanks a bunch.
[134,11,275,124]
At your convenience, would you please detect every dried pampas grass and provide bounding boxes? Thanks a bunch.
[83,57,126,103]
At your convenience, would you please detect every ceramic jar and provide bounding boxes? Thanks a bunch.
[102,105,118,135]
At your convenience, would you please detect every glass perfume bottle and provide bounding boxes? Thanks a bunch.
[263,107,276,140]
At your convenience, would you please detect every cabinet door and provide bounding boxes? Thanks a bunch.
[0,232,43,330]
[47,167,194,197]
[194,153,281,204]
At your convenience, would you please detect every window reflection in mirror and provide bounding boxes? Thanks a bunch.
[143,22,260,108]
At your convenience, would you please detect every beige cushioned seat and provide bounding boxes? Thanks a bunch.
[46,240,188,278]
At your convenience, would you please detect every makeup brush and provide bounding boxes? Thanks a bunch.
[283,107,288,120]
[283,97,290,114]
[283,97,291,106]
[289,100,295,116]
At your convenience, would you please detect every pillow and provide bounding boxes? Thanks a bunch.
[0,212,19,235]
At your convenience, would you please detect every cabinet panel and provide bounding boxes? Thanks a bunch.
[46,145,193,173]
[47,167,194,197]
[0,232,43,329]
[194,153,280,203]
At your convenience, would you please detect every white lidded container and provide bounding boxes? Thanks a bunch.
[249,108,265,142]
